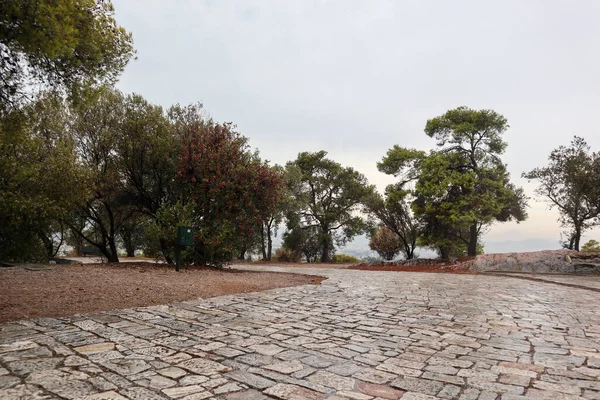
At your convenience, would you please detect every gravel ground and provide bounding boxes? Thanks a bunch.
[0,262,323,323]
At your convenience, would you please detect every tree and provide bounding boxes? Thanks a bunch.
[142,200,193,261]
[117,95,187,263]
[179,122,283,267]
[364,183,420,259]
[68,88,133,262]
[64,216,87,256]
[380,107,528,257]
[0,93,87,261]
[369,226,402,260]
[118,214,150,257]
[257,165,291,261]
[282,225,323,263]
[582,240,600,252]
[523,136,600,251]
[285,151,374,262]
[0,0,134,108]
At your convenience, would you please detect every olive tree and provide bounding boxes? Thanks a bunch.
[523,136,600,250]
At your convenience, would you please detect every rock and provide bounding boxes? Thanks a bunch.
[25,370,96,399]
[161,384,208,398]
[157,367,187,379]
[223,389,270,400]
[264,360,304,374]
[263,383,323,400]
[306,370,355,391]
[225,370,276,390]
[81,392,129,400]
[74,342,115,355]
[176,358,230,375]
[0,375,21,389]
[357,381,404,399]
[461,250,600,274]
[0,384,54,400]
[0,341,39,353]
[6,357,63,376]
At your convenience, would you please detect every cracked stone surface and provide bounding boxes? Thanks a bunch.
[2,265,600,399]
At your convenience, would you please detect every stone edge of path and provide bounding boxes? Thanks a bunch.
[483,271,600,292]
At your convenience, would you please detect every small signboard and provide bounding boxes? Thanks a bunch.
[177,226,194,247]
[175,226,194,272]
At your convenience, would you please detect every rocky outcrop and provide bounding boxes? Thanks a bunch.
[352,250,600,274]
[463,250,600,274]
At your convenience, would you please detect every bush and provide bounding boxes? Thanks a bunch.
[369,226,402,260]
[582,240,600,252]
[272,248,301,262]
[333,253,360,263]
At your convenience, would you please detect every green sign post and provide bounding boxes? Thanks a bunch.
[175,226,194,271]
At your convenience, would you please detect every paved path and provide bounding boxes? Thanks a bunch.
[2,266,600,400]
[487,272,600,291]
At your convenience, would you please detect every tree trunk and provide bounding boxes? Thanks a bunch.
[321,231,331,263]
[107,238,120,262]
[124,236,135,257]
[71,231,84,256]
[438,246,450,260]
[120,227,136,257]
[267,226,273,261]
[159,237,174,264]
[467,223,478,256]
[97,244,110,261]
[569,236,575,250]
[574,225,582,251]
[260,225,268,261]
[239,247,247,261]
[38,232,54,260]
[403,241,415,260]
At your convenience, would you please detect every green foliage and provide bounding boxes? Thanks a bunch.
[369,226,403,261]
[118,214,151,257]
[256,165,289,261]
[380,107,527,257]
[272,247,301,263]
[377,146,426,184]
[118,94,188,262]
[66,90,201,263]
[285,151,374,262]
[582,240,600,252]
[1,86,285,265]
[179,122,284,268]
[332,254,360,263]
[68,88,133,262]
[282,225,323,263]
[523,136,600,251]
[0,93,88,261]
[364,183,419,259]
[424,107,508,154]
[143,201,194,262]
[0,0,135,108]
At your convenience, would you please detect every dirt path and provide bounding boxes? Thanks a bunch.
[0,263,323,322]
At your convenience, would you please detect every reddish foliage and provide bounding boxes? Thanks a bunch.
[178,122,284,264]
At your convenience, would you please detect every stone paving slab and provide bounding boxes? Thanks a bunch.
[2,266,600,399]
[486,272,600,291]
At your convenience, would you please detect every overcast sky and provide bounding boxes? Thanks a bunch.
[113,0,600,252]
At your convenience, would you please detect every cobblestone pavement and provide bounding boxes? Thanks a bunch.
[2,266,600,400]
[488,272,600,291]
